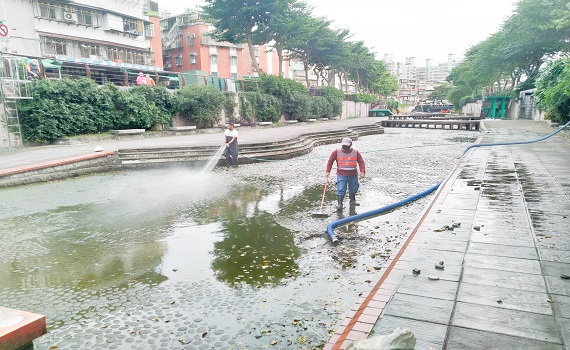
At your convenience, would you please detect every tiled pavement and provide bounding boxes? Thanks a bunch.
[325,120,570,350]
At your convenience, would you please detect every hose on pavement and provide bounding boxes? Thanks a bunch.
[326,120,570,242]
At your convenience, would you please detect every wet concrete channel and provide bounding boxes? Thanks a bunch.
[0,126,477,349]
[1,126,504,349]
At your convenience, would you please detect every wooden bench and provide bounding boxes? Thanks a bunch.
[167,126,197,132]
[109,129,145,136]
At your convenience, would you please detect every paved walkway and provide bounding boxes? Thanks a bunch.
[0,118,382,171]
[325,119,570,350]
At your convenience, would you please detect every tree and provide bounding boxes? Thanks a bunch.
[535,57,570,124]
[254,0,308,77]
[447,0,570,102]
[284,14,332,87]
[359,59,398,96]
[202,0,290,74]
[428,83,452,102]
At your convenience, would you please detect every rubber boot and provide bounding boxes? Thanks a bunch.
[349,193,360,206]
[336,195,344,211]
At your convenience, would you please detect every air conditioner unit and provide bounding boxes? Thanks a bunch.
[63,11,77,22]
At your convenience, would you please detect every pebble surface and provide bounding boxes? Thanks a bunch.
[0,128,477,349]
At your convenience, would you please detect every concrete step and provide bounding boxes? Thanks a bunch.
[116,124,383,167]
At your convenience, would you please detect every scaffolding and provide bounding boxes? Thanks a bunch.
[1,54,32,149]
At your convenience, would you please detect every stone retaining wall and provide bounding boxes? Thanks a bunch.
[0,151,119,187]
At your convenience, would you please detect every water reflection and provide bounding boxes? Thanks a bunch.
[212,211,300,287]
[179,183,302,287]
[0,173,305,296]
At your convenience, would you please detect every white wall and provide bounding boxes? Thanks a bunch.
[461,100,482,116]
[341,101,370,119]
[2,1,38,55]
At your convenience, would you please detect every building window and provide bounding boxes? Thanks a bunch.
[231,73,238,80]
[211,71,218,77]
[77,12,92,25]
[230,55,238,65]
[189,53,196,64]
[42,37,69,56]
[38,1,60,20]
[187,34,195,46]
[210,54,218,64]
[175,55,182,66]
[76,8,102,26]
[79,44,100,58]
[37,2,102,27]
[145,23,155,38]
[123,18,142,35]
[254,48,259,57]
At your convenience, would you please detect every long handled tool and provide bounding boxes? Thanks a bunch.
[311,179,330,218]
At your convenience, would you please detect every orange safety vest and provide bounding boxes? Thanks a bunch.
[337,148,358,171]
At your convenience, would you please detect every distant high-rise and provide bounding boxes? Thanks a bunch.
[401,57,416,80]
[417,55,457,82]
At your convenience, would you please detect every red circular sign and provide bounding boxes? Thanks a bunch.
[0,24,8,37]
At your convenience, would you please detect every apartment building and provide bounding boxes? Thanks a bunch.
[383,54,457,82]
[160,10,287,80]
[416,54,458,82]
[2,0,163,75]
[395,78,435,106]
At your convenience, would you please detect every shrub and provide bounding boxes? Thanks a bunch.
[283,92,312,121]
[239,91,282,123]
[386,99,399,110]
[223,92,237,118]
[535,58,570,124]
[238,93,255,123]
[258,74,308,99]
[235,78,261,92]
[111,92,160,129]
[350,93,378,104]
[129,85,178,126]
[459,96,475,107]
[311,96,333,119]
[19,78,107,142]
[176,85,226,128]
[320,86,344,117]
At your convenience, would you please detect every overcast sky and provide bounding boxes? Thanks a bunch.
[157,0,517,65]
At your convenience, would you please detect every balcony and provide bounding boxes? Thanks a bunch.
[200,36,246,48]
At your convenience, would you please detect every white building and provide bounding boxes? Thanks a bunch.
[383,54,458,82]
[400,57,417,80]
[1,0,160,68]
[416,54,458,82]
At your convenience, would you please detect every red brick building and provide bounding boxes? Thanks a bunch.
[161,11,287,79]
